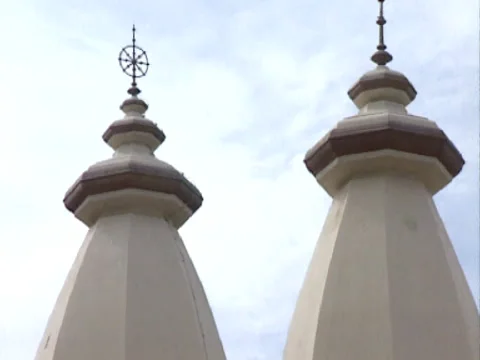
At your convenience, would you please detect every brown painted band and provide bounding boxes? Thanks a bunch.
[64,164,203,214]
[102,120,166,144]
[304,120,464,178]
[348,74,417,101]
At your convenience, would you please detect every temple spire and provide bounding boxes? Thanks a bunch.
[33,26,226,360]
[284,3,478,360]
[371,0,393,65]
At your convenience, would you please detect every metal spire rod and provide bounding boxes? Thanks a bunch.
[131,25,137,87]
[371,0,393,66]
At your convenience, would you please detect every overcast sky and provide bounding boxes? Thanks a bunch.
[0,0,478,359]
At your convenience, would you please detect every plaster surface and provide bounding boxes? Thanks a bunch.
[34,213,226,360]
[283,174,479,360]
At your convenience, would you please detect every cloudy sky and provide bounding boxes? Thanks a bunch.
[0,0,478,359]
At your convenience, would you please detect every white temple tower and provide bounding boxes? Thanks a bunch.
[283,2,479,359]
[34,27,226,360]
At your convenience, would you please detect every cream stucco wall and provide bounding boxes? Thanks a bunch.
[284,174,479,360]
[35,213,226,360]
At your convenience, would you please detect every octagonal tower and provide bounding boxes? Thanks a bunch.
[283,2,479,359]
[34,27,226,360]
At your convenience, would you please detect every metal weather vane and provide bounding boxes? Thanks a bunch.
[118,25,150,96]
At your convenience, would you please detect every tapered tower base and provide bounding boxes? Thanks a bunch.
[35,211,225,360]
[284,172,479,360]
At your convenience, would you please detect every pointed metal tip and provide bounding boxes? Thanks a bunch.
[371,0,393,65]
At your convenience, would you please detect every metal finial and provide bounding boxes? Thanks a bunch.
[371,0,393,66]
[118,24,150,96]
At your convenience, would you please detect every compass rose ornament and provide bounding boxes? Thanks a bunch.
[118,25,150,96]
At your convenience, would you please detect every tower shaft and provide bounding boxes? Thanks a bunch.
[35,213,225,360]
[284,172,479,359]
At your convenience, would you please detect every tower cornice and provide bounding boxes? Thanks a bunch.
[64,159,203,227]
[304,114,464,196]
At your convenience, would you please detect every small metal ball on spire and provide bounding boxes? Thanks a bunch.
[118,24,150,96]
[371,0,393,66]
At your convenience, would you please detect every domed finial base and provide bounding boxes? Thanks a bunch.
[127,84,141,97]
[371,49,393,66]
